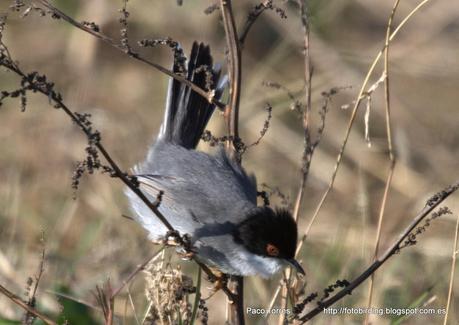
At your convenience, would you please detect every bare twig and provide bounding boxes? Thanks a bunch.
[297,181,459,322]
[0,283,57,325]
[363,166,394,324]
[23,231,47,324]
[0,33,177,234]
[295,0,433,261]
[33,0,224,109]
[46,290,100,311]
[279,1,313,322]
[220,0,244,323]
[110,246,165,299]
[364,1,400,323]
[220,0,242,157]
[94,280,114,325]
[0,44,236,301]
[239,0,286,46]
[241,103,273,154]
[291,0,314,223]
[119,0,131,53]
[126,286,141,325]
[443,215,459,325]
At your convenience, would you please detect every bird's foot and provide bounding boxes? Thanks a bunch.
[163,230,182,246]
[202,270,228,300]
[160,232,195,259]
[176,249,195,260]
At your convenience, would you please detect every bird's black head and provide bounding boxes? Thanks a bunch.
[233,206,304,274]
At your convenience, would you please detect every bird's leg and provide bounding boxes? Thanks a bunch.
[176,248,195,260]
[163,229,182,245]
[202,269,229,300]
[159,231,196,260]
[176,233,195,260]
[152,238,179,246]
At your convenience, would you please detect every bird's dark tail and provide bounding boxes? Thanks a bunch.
[159,42,224,149]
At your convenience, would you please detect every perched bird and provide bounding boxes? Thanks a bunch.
[126,42,304,278]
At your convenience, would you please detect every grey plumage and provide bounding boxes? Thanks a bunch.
[126,42,287,277]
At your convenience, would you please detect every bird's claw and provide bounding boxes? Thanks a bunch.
[176,249,195,260]
[202,271,228,300]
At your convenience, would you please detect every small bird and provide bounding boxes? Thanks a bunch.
[126,42,304,278]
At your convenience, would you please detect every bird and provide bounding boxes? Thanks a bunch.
[125,42,304,278]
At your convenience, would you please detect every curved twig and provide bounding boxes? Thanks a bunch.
[220,0,245,323]
[0,50,235,301]
[0,283,57,325]
[34,0,225,110]
[298,181,459,322]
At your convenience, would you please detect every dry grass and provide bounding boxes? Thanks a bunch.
[0,0,458,324]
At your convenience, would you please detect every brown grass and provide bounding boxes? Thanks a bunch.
[0,0,458,324]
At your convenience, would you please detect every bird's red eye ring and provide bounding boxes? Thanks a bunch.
[266,243,279,257]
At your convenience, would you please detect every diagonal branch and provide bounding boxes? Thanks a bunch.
[0,48,236,301]
[298,180,459,322]
[295,0,434,259]
[34,0,224,110]
[0,283,57,325]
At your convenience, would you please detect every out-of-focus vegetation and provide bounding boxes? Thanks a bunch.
[0,0,458,324]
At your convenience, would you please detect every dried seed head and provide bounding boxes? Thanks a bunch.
[143,260,194,324]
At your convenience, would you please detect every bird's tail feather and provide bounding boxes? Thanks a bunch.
[159,42,225,149]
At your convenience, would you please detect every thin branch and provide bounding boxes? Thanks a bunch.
[292,0,313,224]
[383,2,398,164]
[94,281,114,325]
[258,0,431,317]
[443,214,459,325]
[110,246,165,299]
[0,37,176,234]
[220,0,242,157]
[297,180,459,322]
[127,286,141,325]
[33,0,224,110]
[0,283,57,325]
[239,0,271,46]
[239,0,286,46]
[0,49,235,301]
[220,1,244,323]
[364,1,400,323]
[241,103,272,153]
[279,1,313,321]
[295,0,433,258]
[46,290,100,311]
[363,165,394,325]
[23,231,47,324]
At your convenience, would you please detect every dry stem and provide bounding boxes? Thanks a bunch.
[34,0,224,110]
[443,215,459,325]
[364,1,400,323]
[220,1,245,323]
[0,284,57,325]
[295,0,433,260]
[298,180,459,322]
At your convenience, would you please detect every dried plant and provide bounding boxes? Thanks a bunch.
[0,0,458,324]
[143,262,196,324]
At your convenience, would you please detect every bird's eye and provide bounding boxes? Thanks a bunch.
[266,243,279,257]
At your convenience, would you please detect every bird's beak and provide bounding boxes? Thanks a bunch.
[287,258,305,275]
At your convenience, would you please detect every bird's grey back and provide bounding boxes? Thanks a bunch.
[141,140,257,225]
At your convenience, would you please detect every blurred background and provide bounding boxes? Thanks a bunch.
[0,0,458,324]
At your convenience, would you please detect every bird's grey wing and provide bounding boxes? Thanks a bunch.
[136,174,184,208]
[126,173,206,240]
[136,158,256,222]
